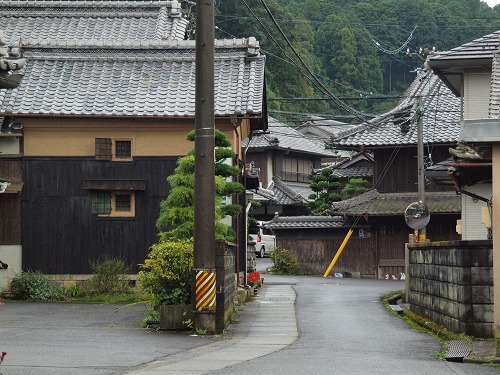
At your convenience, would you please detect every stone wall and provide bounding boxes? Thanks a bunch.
[408,240,493,338]
[216,240,236,333]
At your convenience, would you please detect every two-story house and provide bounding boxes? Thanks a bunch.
[265,68,462,277]
[243,117,335,220]
[0,1,266,288]
[427,29,500,342]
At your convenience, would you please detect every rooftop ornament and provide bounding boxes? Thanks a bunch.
[0,30,26,89]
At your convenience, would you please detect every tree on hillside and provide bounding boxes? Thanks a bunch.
[156,130,245,241]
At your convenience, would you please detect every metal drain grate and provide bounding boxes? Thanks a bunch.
[266,297,293,301]
[446,340,471,362]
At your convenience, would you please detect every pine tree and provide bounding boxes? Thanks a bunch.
[341,178,370,200]
[308,168,341,215]
[156,130,244,241]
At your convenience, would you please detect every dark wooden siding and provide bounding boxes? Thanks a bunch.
[375,215,460,278]
[22,156,178,274]
[0,194,21,244]
[246,152,268,187]
[276,228,377,277]
[274,214,459,277]
[0,157,22,181]
[374,148,417,193]
[0,158,22,244]
[374,145,453,193]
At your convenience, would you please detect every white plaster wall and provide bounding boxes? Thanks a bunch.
[0,245,22,291]
[461,183,492,240]
[464,73,491,120]
[0,137,20,155]
[266,152,273,188]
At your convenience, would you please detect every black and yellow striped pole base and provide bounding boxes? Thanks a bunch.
[195,269,216,312]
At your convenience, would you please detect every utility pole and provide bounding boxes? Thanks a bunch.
[417,95,426,240]
[194,0,216,333]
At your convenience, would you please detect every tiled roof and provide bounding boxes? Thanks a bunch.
[270,177,308,205]
[296,116,357,139]
[0,39,266,117]
[264,215,350,230]
[331,166,373,179]
[243,117,335,156]
[0,0,190,42]
[489,52,500,118]
[247,187,277,203]
[429,30,500,63]
[326,189,461,216]
[331,70,461,148]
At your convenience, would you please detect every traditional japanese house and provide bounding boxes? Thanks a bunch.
[0,1,266,285]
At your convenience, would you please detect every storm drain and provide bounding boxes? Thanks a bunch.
[445,340,471,362]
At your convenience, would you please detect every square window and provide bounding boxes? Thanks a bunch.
[95,138,112,160]
[95,138,133,161]
[91,192,111,214]
[115,194,131,211]
[115,140,131,159]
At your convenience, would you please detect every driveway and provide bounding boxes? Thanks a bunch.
[0,301,211,375]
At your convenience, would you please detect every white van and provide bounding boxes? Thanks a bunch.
[248,221,276,258]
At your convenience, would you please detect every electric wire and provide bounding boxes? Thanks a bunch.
[368,25,417,55]
[238,0,364,119]
[256,0,371,122]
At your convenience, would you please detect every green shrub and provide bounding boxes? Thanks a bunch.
[270,247,302,275]
[64,285,88,299]
[87,257,131,295]
[137,238,194,309]
[10,271,64,301]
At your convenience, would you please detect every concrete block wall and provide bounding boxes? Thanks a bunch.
[408,240,493,338]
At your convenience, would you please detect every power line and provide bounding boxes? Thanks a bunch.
[256,0,371,122]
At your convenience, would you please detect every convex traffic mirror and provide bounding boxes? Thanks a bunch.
[404,201,430,230]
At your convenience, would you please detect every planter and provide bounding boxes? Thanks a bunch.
[159,304,194,330]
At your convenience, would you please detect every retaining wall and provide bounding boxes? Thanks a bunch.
[408,240,493,338]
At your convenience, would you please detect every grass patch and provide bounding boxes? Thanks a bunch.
[381,290,474,359]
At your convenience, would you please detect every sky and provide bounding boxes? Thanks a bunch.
[485,0,500,6]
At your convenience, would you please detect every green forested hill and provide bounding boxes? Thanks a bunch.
[214,0,500,124]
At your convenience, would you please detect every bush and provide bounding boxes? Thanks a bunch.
[137,238,194,309]
[87,257,131,295]
[10,271,64,301]
[270,247,302,275]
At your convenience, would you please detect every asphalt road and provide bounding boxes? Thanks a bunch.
[1,257,498,375]
[0,301,212,375]
[213,258,500,375]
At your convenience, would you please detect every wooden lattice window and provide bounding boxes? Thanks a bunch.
[95,138,112,160]
[115,193,131,212]
[91,191,135,217]
[114,140,131,160]
[91,192,111,214]
[95,138,133,161]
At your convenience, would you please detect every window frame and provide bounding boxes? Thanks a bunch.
[112,139,133,161]
[91,191,136,217]
[95,138,134,162]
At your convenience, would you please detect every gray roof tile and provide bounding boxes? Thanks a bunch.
[296,116,357,139]
[327,189,461,216]
[490,52,500,118]
[264,215,350,230]
[270,176,308,205]
[331,166,373,179]
[0,39,265,117]
[429,30,500,63]
[1,0,189,43]
[332,70,461,148]
[243,117,335,156]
